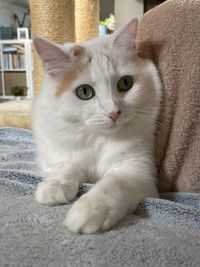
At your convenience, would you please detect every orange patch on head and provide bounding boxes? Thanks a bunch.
[73,45,84,57]
[56,45,92,97]
[56,68,77,97]
[73,45,92,66]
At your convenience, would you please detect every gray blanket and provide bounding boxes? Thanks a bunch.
[0,127,199,267]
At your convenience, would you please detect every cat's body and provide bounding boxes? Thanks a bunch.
[32,19,161,233]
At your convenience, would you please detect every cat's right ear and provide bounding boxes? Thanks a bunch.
[113,18,138,57]
[32,36,70,78]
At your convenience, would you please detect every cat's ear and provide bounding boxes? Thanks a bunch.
[113,18,138,55]
[33,36,70,78]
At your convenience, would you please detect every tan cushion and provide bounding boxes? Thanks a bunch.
[138,0,200,192]
[0,99,32,129]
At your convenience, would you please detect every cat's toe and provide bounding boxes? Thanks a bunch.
[64,195,118,234]
[35,179,78,205]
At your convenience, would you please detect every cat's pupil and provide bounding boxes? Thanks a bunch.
[83,87,87,95]
[124,78,128,87]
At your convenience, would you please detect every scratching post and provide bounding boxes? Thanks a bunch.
[29,0,75,94]
[75,0,100,42]
[30,0,100,94]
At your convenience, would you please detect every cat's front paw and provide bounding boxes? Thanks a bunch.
[35,179,79,205]
[64,194,126,234]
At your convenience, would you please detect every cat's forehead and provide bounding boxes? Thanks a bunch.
[80,36,115,62]
[83,39,118,70]
[56,37,127,96]
[82,35,111,52]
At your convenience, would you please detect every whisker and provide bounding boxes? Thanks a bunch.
[126,107,158,115]
[133,116,169,138]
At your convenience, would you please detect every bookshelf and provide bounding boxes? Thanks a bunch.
[0,39,33,99]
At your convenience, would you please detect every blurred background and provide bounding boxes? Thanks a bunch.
[0,0,165,101]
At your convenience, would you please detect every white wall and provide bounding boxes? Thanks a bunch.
[114,0,144,30]
[0,0,28,27]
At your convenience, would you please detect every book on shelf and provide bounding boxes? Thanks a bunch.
[2,44,25,70]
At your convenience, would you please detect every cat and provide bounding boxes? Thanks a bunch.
[32,18,161,234]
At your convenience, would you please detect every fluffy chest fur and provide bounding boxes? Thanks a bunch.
[33,100,155,182]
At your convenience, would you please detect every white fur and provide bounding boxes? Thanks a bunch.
[32,21,161,234]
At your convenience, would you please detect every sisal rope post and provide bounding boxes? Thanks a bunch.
[75,0,100,42]
[29,0,75,95]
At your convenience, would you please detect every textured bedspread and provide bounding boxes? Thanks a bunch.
[0,127,199,267]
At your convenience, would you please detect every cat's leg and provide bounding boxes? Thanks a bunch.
[64,161,158,233]
[35,162,85,205]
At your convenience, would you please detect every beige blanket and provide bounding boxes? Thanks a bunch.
[138,0,200,192]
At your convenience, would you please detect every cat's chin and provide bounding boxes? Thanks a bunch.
[91,124,122,135]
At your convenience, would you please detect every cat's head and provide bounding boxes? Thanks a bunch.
[33,19,160,134]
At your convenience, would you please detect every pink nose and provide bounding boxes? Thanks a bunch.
[108,111,121,122]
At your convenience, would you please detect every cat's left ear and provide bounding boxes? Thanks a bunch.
[113,18,138,54]
[32,36,72,79]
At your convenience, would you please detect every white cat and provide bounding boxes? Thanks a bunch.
[32,18,161,234]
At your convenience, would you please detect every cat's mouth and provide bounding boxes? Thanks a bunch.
[86,113,134,134]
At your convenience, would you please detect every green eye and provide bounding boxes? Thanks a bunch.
[117,76,134,92]
[76,84,95,100]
